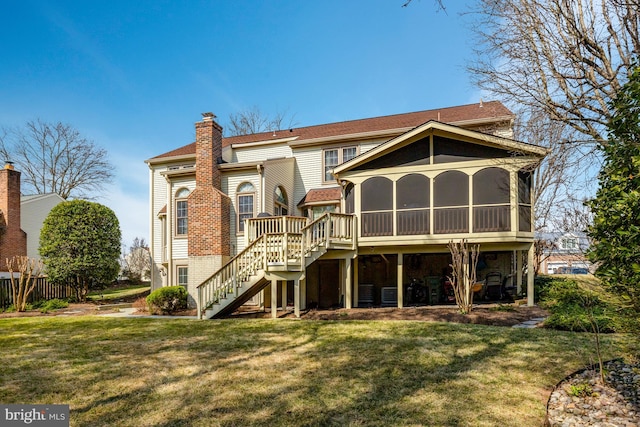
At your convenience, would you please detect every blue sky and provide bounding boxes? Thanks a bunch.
[1,0,482,245]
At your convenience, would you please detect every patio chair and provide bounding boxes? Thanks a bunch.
[485,272,503,300]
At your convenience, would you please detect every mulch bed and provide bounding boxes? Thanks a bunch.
[227,303,549,327]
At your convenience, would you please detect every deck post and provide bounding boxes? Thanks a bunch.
[344,257,352,309]
[527,245,535,306]
[271,279,278,318]
[397,254,404,308]
[281,280,287,313]
[516,250,523,295]
[353,257,359,308]
[294,278,300,318]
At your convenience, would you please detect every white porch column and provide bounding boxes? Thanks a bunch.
[281,281,288,313]
[516,250,523,295]
[294,279,301,318]
[344,258,352,309]
[527,245,535,306]
[397,254,404,308]
[353,258,359,308]
[300,277,307,311]
[271,279,278,318]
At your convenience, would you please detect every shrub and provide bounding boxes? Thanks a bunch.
[540,278,617,333]
[146,286,187,314]
[39,299,69,313]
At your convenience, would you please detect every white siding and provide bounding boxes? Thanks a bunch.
[233,143,292,163]
[264,157,295,216]
[20,194,65,260]
[222,171,260,254]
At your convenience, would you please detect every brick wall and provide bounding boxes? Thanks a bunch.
[188,116,231,258]
[0,166,27,271]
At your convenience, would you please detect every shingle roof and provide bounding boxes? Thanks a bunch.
[151,101,513,160]
[297,187,342,207]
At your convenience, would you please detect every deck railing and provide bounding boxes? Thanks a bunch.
[197,213,356,318]
[246,216,308,245]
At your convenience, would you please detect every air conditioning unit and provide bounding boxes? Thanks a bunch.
[381,287,397,307]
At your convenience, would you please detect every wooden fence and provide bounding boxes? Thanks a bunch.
[0,277,74,309]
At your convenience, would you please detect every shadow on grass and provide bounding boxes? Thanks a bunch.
[0,317,634,426]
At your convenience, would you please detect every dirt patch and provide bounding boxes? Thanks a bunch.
[228,303,549,327]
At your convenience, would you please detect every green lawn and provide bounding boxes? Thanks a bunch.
[0,317,636,426]
[87,283,150,302]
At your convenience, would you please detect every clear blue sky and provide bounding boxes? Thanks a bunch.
[1,0,483,245]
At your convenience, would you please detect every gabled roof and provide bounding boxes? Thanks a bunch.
[333,120,547,176]
[149,101,514,162]
[297,187,342,207]
[21,193,65,204]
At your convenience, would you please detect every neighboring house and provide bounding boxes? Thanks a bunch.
[537,231,592,274]
[146,101,547,319]
[0,162,27,274]
[20,193,65,261]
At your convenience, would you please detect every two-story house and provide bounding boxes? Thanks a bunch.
[146,101,547,319]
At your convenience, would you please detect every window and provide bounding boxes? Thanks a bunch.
[361,177,393,236]
[237,182,255,233]
[310,205,336,220]
[518,171,533,232]
[175,188,190,236]
[433,171,469,234]
[323,146,357,182]
[396,174,430,235]
[274,186,288,216]
[472,168,510,232]
[561,238,577,250]
[177,266,188,287]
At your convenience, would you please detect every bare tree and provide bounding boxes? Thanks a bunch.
[121,237,151,283]
[447,239,480,314]
[225,106,297,137]
[468,0,639,145]
[0,120,114,199]
[7,256,44,312]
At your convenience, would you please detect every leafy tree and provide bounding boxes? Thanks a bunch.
[39,200,121,301]
[0,119,114,199]
[588,59,640,315]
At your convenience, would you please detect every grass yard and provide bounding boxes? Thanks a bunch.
[87,283,150,302]
[0,317,636,427]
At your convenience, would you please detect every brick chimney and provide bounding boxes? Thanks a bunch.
[0,162,27,271]
[195,113,223,189]
[187,113,231,300]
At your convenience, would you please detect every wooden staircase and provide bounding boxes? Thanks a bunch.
[197,213,356,319]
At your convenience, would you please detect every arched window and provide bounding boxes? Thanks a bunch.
[175,188,190,236]
[237,182,255,233]
[396,174,430,235]
[274,186,288,216]
[361,177,393,236]
[433,171,468,234]
[473,167,510,232]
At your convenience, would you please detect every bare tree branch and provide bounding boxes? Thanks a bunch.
[225,106,298,137]
[467,0,639,145]
[0,120,113,199]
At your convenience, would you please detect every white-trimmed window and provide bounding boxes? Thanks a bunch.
[274,186,288,216]
[177,266,188,287]
[323,146,357,182]
[175,188,190,236]
[237,182,255,233]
